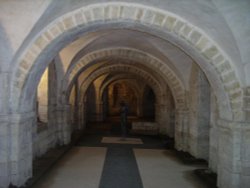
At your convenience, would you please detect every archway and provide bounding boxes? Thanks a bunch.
[7,2,244,187]
[142,85,156,121]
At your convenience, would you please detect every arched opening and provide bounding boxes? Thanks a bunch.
[6,3,245,188]
[32,61,60,158]
[142,85,156,121]
[37,67,48,125]
[85,83,97,123]
[107,81,138,117]
[188,64,211,160]
[78,62,166,135]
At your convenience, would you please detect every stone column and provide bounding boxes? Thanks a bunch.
[155,103,169,135]
[175,109,189,151]
[74,80,79,128]
[95,102,103,122]
[188,65,210,160]
[209,121,219,172]
[56,105,71,145]
[77,103,82,130]
[83,101,87,128]
[209,92,219,172]
[240,123,250,188]
[77,102,86,130]
[217,119,250,188]
[188,114,210,160]
[47,103,58,148]
[240,87,250,187]
[0,114,11,188]
[9,112,35,186]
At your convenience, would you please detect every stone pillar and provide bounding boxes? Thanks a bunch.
[0,115,11,188]
[0,73,12,187]
[77,102,86,130]
[175,109,189,151]
[188,65,210,160]
[95,102,103,122]
[47,103,58,147]
[9,112,35,187]
[56,105,71,145]
[74,80,79,127]
[209,122,219,172]
[83,101,87,128]
[217,120,250,188]
[77,103,82,130]
[240,123,250,188]
[240,87,250,187]
[155,103,169,135]
[189,114,210,160]
[209,92,219,172]
[73,104,79,128]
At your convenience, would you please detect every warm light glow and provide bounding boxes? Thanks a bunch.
[37,68,49,123]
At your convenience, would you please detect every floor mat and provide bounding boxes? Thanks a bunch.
[99,146,143,188]
[101,137,143,144]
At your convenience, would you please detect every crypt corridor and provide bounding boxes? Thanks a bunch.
[0,1,250,188]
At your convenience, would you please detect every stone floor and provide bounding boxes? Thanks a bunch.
[30,121,210,188]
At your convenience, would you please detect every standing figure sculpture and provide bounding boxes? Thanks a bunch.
[120,101,128,139]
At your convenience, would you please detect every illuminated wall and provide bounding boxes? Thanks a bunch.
[108,81,137,116]
[37,68,48,123]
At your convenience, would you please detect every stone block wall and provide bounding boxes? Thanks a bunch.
[244,87,250,121]
[216,119,250,188]
[0,73,9,115]
[209,92,219,172]
[175,109,189,151]
[9,112,34,186]
[240,125,250,187]
[0,115,10,188]
[33,123,57,157]
[155,104,168,135]
[188,65,210,160]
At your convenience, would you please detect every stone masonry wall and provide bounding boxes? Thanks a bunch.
[209,92,219,173]
[188,65,210,160]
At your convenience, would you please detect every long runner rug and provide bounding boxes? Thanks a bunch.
[99,145,143,188]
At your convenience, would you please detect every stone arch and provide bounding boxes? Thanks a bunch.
[62,48,185,110]
[10,2,243,123]
[101,78,141,116]
[78,64,164,104]
[99,74,143,103]
[98,74,147,118]
[66,48,184,88]
[76,63,168,124]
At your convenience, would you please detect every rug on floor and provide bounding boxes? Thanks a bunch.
[101,137,143,144]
